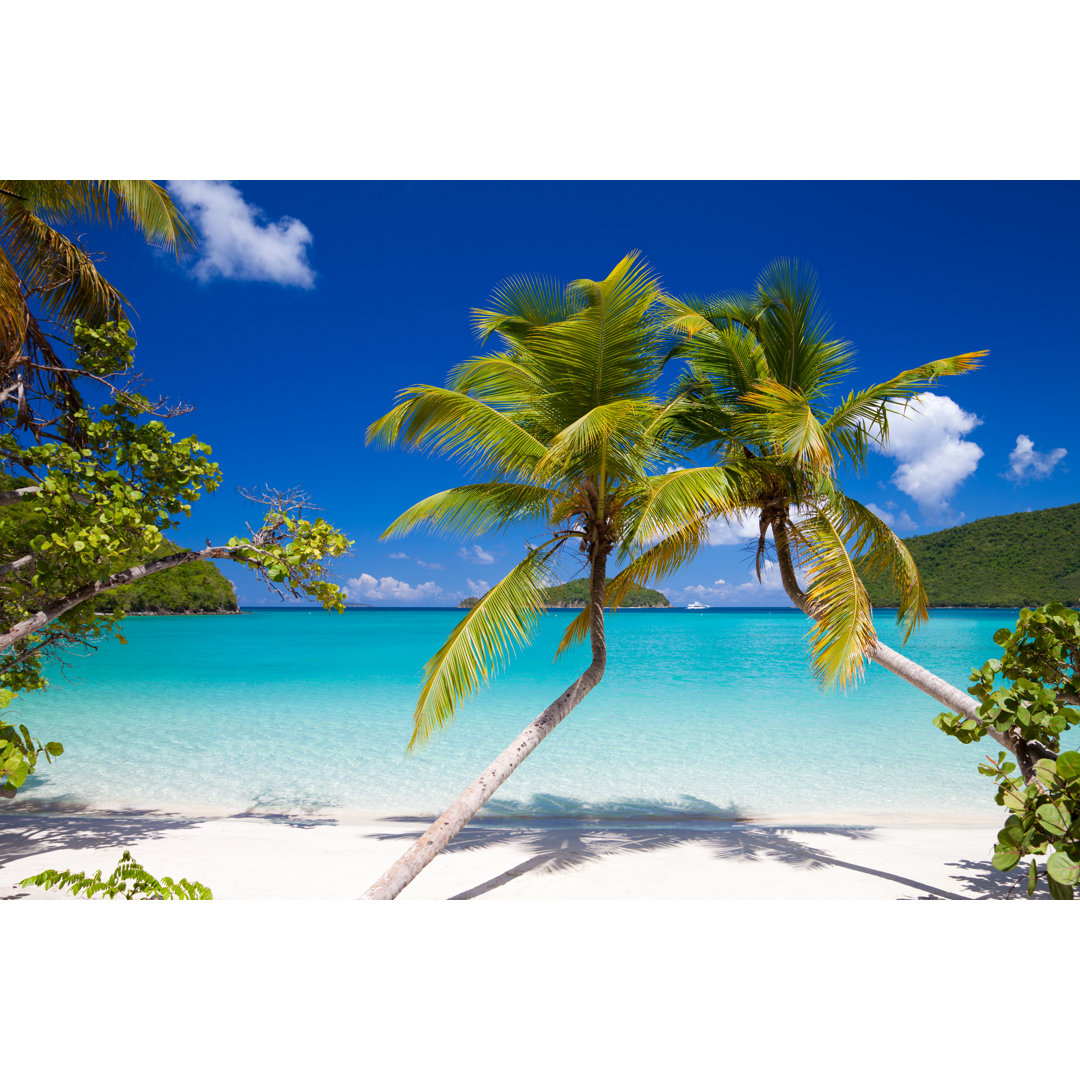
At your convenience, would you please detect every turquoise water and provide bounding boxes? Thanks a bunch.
[5,608,1066,823]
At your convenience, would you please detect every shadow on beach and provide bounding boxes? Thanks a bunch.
[371,795,996,900]
[0,806,206,899]
[0,802,338,899]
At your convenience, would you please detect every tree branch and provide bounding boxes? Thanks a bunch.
[0,545,240,653]
[0,487,41,507]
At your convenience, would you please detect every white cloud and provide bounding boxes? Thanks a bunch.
[168,180,315,287]
[346,573,443,603]
[466,578,489,594]
[458,544,496,565]
[417,559,446,570]
[865,502,918,533]
[873,394,983,522]
[707,510,761,546]
[387,552,409,560]
[674,560,791,604]
[1005,434,1067,483]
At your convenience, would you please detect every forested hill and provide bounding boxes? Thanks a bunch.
[866,503,1080,608]
[542,578,671,608]
[96,548,239,614]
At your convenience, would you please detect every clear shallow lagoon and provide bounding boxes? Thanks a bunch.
[6,607,1068,823]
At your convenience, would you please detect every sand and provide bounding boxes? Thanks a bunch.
[0,808,1030,900]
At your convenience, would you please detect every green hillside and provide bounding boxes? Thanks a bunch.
[542,578,670,608]
[866,503,1080,608]
[96,547,239,614]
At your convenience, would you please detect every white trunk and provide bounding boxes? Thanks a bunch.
[360,668,602,900]
[361,549,609,900]
[867,640,1012,753]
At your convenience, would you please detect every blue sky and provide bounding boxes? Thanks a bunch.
[82,181,1079,606]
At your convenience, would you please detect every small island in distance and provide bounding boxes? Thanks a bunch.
[460,578,671,609]
[96,551,239,615]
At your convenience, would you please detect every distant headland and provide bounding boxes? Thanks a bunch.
[459,577,670,609]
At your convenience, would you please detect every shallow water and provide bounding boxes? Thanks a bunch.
[5,607,1063,822]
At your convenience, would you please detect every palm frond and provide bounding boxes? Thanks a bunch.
[609,517,712,608]
[737,379,838,473]
[825,493,928,641]
[621,464,763,553]
[526,252,664,413]
[1,207,129,329]
[410,544,559,748]
[553,605,592,659]
[789,509,877,687]
[3,181,194,255]
[752,259,855,393]
[448,351,546,402]
[824,351,987,446]
[531,398,659,483]
[366,385,548,479]
[471,274,579,344]
[380,483,559,541]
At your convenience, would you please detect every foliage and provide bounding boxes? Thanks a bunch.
[1,183,351,796]
[541,577,670,607]
[368,253,698,748]
[19,849,213,899]
[614,259,982,686]
[866,503,1080,609]
[0,706,62,791]
[458,596,480,609]
[933,603,1080,898]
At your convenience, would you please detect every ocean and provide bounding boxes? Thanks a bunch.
[5,607,1063,824]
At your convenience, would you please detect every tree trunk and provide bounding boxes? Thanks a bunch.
[0,545,235,653]
[770,517,1054,775]
[361,549,609,900]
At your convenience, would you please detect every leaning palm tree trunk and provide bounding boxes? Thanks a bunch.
[361,555,608,900]
[769,518,1057,777]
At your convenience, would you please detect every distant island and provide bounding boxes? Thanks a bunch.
[460,578,670,609]
[866,502,1080,608]
[96,546,239,614]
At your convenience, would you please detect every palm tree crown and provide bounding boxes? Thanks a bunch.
[642,259,985,684]
[368,252,704,747]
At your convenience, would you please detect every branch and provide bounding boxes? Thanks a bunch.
[0,554,35,578]
[0,487,41,507]
[0,545,239,653]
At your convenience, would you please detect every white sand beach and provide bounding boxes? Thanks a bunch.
[0,810,1028,900]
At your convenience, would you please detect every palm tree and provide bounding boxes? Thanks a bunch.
[1,180,194,432]
[360,253,753,900]
[613,260,1045,772]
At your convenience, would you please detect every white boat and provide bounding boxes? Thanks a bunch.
[686,601,710,610]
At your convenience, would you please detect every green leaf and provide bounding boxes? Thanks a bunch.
[1001,785,1026,812]
[1036,803,1071,836]
[1046,851,1080,886]
[1027,859,1038,898]
[1056,750,1080,781]
[992,847,1022,873]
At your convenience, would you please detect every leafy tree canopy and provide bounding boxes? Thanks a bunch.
[934,603,1080,898]
[0,183,350,796]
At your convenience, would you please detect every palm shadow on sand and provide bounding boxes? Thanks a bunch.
[371,795,989,900]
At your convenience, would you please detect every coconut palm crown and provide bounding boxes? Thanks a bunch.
[367,252,752,749]
[620,258,985,686]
